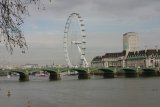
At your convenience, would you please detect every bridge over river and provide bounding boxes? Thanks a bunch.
[0,67,160,81]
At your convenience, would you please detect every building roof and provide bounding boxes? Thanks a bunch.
[127,49,160,57]
[101,49,160,59]
[146,49,157,56]
[123,32,137,36]
[92,48,160,63]
[92,56,102,62]
[102,50,126,58]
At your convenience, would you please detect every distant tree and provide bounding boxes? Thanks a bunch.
[0,0,51,54]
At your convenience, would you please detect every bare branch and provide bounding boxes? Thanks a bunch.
[0,0,51,54]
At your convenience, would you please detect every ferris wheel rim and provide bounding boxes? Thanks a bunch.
[63,13,87,68]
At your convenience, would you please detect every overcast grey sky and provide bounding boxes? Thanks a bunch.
[0,0,160,66]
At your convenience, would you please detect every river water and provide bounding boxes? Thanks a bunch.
[0,75,160,107]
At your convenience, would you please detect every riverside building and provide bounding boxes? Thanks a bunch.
[91,32,160,69]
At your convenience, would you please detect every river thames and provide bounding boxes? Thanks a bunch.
[0,76,160,107]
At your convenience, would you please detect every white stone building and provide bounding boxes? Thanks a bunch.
[126,49,160,68]
[102,51,126,68]
[91,32,160,69]
[91,49,160,69]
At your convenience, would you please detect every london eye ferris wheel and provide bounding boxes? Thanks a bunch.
[63,13,88,68]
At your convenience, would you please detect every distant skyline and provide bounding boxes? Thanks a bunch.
[0,0,160,66]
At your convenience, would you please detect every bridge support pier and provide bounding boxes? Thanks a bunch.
[49,73,61,81]
[103,72,114,78]
[19,74,29,82]
[78,73,90,79]
[140,69,157,77]
[125,72,138,78]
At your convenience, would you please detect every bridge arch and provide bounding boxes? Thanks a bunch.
[11,71,29,81]
[98,68,114,78]
[120,68,137,77]
[42,69,61,81]
[141,68,157,77]
[71,68,90,79]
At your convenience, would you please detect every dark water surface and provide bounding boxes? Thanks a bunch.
[0,76,160,107]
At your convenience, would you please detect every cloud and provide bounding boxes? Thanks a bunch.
[140,28,160,49]
[25,32,63,48]
[28,0,160,19]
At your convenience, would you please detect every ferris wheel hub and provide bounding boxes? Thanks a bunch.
[71,41,82,45]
